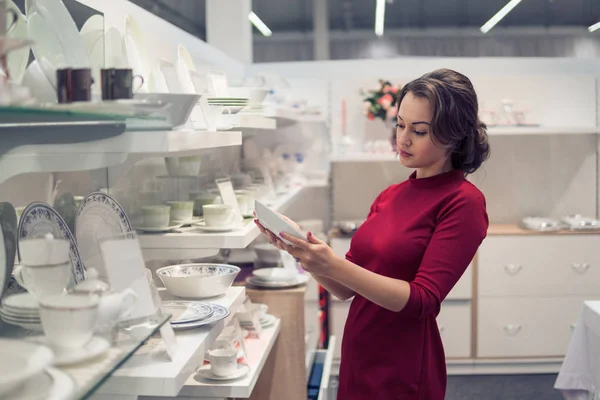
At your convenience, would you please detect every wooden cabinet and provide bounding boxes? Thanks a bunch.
[478,235,600,297]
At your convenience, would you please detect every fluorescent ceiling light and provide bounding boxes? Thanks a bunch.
[375,0,386,36]
[480,0,523,34]
[588,21,600,32]
[249,11,272,37]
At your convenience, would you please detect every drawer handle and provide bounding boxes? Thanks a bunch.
[571,263,590,274]
[503,264,522,276]
[439,325,445,334]
[503,324,522,336]
[570,323,577,331]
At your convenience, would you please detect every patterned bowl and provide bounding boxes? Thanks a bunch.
[156,264,240,298]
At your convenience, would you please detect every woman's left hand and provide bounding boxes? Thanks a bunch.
[278,231,338,277]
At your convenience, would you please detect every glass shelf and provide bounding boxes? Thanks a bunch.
[0,310,171,400]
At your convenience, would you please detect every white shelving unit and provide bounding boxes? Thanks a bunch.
[140,185,306,260]
[486,126,600,135]
[221,114,276,130]
[0,129,242,184]
[263,106,326,125]
[97,287,246,397]
[178,319,281,398]
[330,153,398,163]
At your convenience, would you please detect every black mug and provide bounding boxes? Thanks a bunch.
[101,68,144,100]
[56,68,94,103]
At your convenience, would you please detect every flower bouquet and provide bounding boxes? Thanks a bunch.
[362,80,402,152]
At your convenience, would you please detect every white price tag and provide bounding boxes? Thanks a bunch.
[159,322,179,361]
[100,235,157,320]
[215,178,244,226]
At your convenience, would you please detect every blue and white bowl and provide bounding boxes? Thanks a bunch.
[156,264,240,298]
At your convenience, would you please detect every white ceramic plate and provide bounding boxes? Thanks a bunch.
[247,274,310,288]
[2,292,39,311]
[170,303,230,330]
[192,222,238,232]
[18,203,84,284]
[196,363,250,381]
[134,224,183,233]
[252,267,298,282]
[26,0,90,84]
[162,301,214,324]
[80,16,105,78]
[8,367,75,400]
[3,1,30,83]
[254,201,305,246]
[239,313,276,327]
[105,26,127,68]
[76,192,133,281]
[124,15,149,90]
[0,339,54,397]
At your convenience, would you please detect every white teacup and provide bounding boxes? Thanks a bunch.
[18,237,70,266]
[202,204,235,227]
[208,348,237,377]
[189,192,219,216]
[166,201,193,223]
[13,262,71,298]
[38,293,99,350]
[142,205,170,227]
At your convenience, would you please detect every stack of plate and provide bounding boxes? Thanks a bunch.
[0,293,42,331]
[162,301,231,331]
[247,267,310,289]
[207,97,249,114]
[239,313,277,329]
[562,215,600,231]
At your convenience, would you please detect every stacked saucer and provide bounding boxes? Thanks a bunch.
[239,313,277,330]
[0,293,42,331]
[247,267,310,289]
[162,301,231,331]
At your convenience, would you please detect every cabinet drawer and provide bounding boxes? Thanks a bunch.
[331,299,468,361]
[446,264,472,300]
[437,301,471,358]
[331,238,472,299]
[477,297,595,358]
[479,236,600,297]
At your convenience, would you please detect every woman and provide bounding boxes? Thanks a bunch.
[255,68,490,399]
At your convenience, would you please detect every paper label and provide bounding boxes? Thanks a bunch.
[215,178,244,226]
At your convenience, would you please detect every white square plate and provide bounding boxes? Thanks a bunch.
[254,201,306,246]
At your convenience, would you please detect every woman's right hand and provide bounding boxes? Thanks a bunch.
[253,212,301,250]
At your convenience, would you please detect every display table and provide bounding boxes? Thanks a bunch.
[555,301,600,400]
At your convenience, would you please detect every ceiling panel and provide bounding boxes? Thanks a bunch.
[133,0,600,37]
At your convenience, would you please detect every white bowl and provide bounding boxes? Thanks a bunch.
[228,87,269,104]
[253,243,281,264]
[156,264,240,298]
[0,339,54,396]
[252,267,298,282]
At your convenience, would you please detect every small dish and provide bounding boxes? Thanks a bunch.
[254,201,306,246]
[134,224,183,233]
[31,336,110,366]
[192,222,237,232]
[252,267,298,282]
[196,363,250,381]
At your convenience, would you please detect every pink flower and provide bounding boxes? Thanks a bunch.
[377,94,394,109]
[367,112,375,121]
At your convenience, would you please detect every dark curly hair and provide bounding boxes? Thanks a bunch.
[397,68,490,174]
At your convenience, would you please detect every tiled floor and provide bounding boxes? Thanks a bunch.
[446,374,564,400]
[329,374,565,399]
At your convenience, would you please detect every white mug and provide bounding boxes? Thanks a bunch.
[13,262,71,298]
[38,293,99,350]
[19,237,70,266]
[208,348,237,377]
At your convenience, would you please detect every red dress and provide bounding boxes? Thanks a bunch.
[337,170,488,399]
